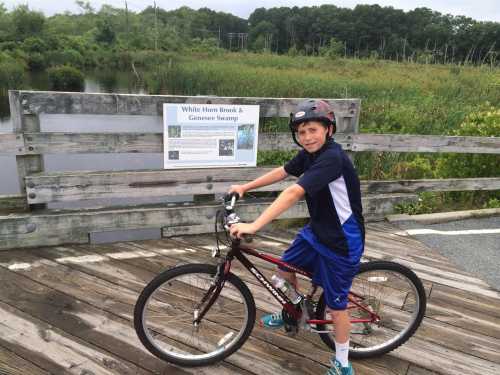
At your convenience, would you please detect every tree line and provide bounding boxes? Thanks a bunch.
[249,5,499,65]
[0,1,499,71]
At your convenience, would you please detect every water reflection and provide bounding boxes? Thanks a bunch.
[0,69,143,131]
[0,94,9,122]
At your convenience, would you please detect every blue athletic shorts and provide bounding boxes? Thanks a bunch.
[280,225,362,310]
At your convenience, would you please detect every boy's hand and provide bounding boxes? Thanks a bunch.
[228,185,246,198]
[229,222,257,239]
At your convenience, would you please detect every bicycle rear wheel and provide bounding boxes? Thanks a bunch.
[316,261,426,358]
[134,263,256,366]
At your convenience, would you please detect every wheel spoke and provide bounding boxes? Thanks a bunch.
[316,262,425,358]
[134,264,255,366]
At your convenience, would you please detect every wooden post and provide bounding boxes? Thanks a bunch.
[9,91,46,211]
[335,100,360,165]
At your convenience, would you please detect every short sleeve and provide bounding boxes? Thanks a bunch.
[284,150,306,177]
[297,150,342,196]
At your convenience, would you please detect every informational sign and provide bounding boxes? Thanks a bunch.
[163,103,259,169]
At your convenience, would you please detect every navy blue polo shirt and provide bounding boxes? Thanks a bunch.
[284,139,365,257]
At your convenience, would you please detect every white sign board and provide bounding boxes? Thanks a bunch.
[163,103,260,169]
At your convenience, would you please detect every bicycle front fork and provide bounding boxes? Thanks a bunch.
[192,260,229,326]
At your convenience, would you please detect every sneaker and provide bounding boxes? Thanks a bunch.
[260,311,284,329]
[326,359,355,375]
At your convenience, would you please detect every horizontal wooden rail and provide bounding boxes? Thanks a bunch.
[7,132,312,154]
[0,195,28,212]
[352,134,500,154]
[0,194,416,250]
[362,177,500,194]
[24,167,286,204]
[0,133,24,155]
[12,90,361,119]
[2,132,499,155]
[23,166,500,205]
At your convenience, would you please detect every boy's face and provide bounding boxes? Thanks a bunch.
[296,121,331,153]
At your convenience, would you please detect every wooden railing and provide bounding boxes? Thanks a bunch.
[0,90,499,250]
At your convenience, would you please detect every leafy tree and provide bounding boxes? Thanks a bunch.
[0,2,12,42]
[11,5,45,41]
[319,37,344,59]
[75,1,94,14]
[95,18,116,45]
[249,20,277,52]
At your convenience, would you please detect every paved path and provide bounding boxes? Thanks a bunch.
[394,216,500,290]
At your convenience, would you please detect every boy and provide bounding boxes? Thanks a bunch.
[229,99,364,375]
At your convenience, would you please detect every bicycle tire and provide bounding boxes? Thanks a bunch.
[134,263,256,366]
[316,260,426,359]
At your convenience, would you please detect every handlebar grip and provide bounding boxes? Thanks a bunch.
[224,192,240,202]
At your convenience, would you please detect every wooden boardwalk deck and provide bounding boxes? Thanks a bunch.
[0,222,499,375]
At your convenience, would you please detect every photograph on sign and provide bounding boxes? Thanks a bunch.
[163,103,259,169]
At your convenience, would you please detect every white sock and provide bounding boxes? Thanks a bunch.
[334,340,349,368]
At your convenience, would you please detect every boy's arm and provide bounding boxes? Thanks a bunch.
[229,166,289,197]
[229,183,305,238]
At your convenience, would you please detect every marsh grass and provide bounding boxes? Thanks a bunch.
[157,52,499,212]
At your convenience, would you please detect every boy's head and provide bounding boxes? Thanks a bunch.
[289,99,336,151]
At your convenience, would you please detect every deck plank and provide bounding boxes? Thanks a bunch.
[0,222,498,374]
[0,300,154,375]
[0,267,210,375]
[0,248,333,374]
[0,344,50,375]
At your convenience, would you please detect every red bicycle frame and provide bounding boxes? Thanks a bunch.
[221,242,381,326]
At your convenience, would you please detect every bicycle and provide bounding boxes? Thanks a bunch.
[134,193,427,367]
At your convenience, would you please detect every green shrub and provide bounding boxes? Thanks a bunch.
[390,156,435,179]
[0,53,27,90]
[0,41,18,51]
[189,37,223,56]
[21,36,47,53]
[395,192,443,215]
[319,38,344,60]
[27,52,46,70]
[436,103,500,178]
[47,49,84,68]
[484,197,500,208]
[257,150,297,166]
[47,65,84,91]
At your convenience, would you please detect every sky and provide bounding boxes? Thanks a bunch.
[2,0,500,22]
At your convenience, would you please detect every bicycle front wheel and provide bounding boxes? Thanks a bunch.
[316,261,426,358]
[134,263,256,366]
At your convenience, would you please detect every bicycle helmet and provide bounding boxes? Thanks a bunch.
[289,99,336,147]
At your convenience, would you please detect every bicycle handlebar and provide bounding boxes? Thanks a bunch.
[220,192,253,243]
[223,192,240,211]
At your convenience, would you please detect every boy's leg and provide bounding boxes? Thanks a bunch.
[318,258,357,375]
[326,308,354,375]
[260,234,316,329]
[329,309,351,369]
[328,309,350,343]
